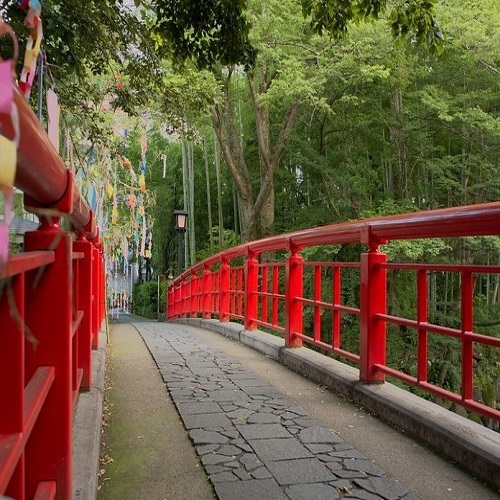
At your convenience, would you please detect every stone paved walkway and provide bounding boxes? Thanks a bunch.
[135,322,418,500]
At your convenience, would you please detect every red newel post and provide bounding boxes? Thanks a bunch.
[98,244,106,326]
[91,245,99,348]
[285,246,303,347]
[23,219,73,499]
[173,282,180,318]
[245,251,258,330]
[359,243,387,383]
[181,276,188,318]
[189,270,197,317]
[203,264,212,319]
[220,258,230,321]
[73,236,93,390]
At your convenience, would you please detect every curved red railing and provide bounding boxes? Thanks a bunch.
[0,88,105,499]
[168,202,500,423]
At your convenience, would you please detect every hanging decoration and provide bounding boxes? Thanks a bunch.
[111,189,118,224]
[0,17,20,270]
[162,153,167,178]
[125,192,137,209]
[18,0,43,100]
[46,88,60,151]
[139,172,146,193]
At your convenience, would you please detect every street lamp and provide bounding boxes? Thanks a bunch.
[173,209,188,273]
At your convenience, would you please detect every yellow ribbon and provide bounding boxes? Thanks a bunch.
[0,135,17,188]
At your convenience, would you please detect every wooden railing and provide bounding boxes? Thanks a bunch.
[168,203,500,423]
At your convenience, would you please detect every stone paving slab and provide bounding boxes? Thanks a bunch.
[135,322,418,500]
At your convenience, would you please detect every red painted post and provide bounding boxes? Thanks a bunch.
[0,272,25,499]
[261,266,268,324]
[173,282,180,317]
[359,245,387,383]
[461,271,473,401]
[181,276,188,318]
[314,265,321,342]
[332,266,341,349]
[72,251,80,401]
[100,247,106,325]
[91,245,99,348]
[23,219,73,499]
[73,237,93,389]
[220,258,230,321]
[195,271,200,317]
[417,269,428,384]
[245,252,258,330]
[272,265,279,326]
[285,246,303,347]
[203,265,212,319]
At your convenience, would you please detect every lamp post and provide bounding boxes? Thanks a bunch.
[173,209,188,274]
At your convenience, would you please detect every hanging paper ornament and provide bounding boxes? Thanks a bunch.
[125,193,137,208]
[87,183,97,210]
[140,214,147,257]
[117,154,132,169]
[46,88,59,152]
[145,231,152,258]
[18,0,43,100]
[0,20,20,271]
[112,194,118,224]
[107,183,114,199]
[116,72,123,90]
[141,130,148,157]
[139,173,146,193]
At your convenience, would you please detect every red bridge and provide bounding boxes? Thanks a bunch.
[1,81,500,499]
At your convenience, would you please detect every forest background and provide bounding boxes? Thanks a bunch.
[1,0,499,426]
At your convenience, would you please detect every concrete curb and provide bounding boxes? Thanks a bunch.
[73,328,107,500]
[174,318,500,490]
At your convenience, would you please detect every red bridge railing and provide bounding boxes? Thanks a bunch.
[168,203,500,423]
[0,89,105,499]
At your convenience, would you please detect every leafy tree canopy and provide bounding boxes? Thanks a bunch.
[153,0,444,70]
[153,0,257,69]
[1,0,160,134]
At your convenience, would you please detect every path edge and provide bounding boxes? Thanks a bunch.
[73,327,107,500]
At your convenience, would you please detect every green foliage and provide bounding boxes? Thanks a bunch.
[301,0,443,53]
[153,0,257,69]
[2,0,160,133]
[132,281,160,319]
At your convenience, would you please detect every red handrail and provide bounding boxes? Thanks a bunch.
[0,89,97,239]
[168,202,500,423]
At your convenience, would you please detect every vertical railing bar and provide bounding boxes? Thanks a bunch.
[461,271,474,401]
[272,264,279,327]
[332,266,341,350]
[314,265,321,342]
[262,266,268,325]
[417,269,428,384]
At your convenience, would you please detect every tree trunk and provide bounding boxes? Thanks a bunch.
[188,141,196,266]
[214,132,224,246]
[211,75,256,240]
[203,137,214,249]
[389,88,408,199]
[211,70,300,242]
